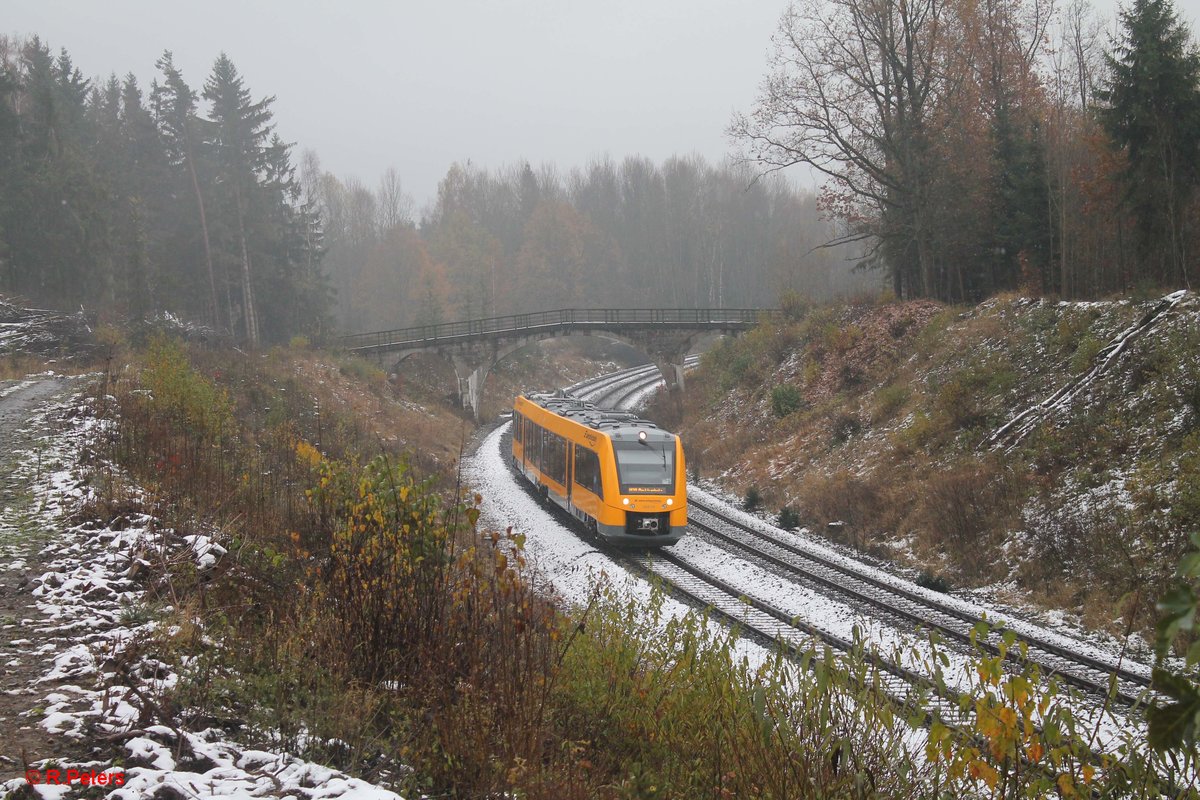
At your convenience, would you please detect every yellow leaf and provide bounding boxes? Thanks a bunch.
[970,760,999,789]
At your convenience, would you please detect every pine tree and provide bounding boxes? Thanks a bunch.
[1101,0,1200,287]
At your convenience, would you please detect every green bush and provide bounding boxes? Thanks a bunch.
[1068,334,1104,374]
[874,383,911,421]
[915,570,952,593]
[744,486,762,511]
[770,384,804,417]
[142,334,232,439]
[778,506,801,531]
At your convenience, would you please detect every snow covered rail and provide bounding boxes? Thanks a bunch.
[686,502,1153,707]
[611,547,967,724]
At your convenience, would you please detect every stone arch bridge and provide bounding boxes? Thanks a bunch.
[340,307,773,419]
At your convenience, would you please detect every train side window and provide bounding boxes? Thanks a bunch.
[514,413,523,445]
[573,446,602,497]
[544,432,567,485]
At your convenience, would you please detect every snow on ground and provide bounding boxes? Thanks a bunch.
[471,421,1148,752]
[464,423,771,669]
[0,388,403,799]
[689,480,1155,682]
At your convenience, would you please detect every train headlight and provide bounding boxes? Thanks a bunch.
[638,430,647,443]
[667,498,673,506]
[623,498,630,506]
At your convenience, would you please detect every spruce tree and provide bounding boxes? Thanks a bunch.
[1101,0,1200,287]
[154,52,222,330]
[203,53,274,346]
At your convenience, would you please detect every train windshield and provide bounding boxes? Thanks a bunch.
[613,441,675,494]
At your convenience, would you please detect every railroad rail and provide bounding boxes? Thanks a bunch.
[562,364,1154,715]
[685,503,1152,706]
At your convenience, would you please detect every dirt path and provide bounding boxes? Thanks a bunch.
[0,377,79,778]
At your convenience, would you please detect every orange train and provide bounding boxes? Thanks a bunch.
[512,392,686,546]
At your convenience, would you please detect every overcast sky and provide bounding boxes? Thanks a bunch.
[5,0,1182,210]
[5,1,792,209]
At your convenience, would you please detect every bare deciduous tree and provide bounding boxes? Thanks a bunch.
[732,0,953,299]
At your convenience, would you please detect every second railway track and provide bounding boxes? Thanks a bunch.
[563,363,1155,716]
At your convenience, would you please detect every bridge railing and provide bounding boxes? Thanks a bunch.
[341,308,773,352]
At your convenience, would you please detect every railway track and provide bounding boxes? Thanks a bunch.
[609,544,970,721]
[685,502,1151,707]
[560,363,1154,717]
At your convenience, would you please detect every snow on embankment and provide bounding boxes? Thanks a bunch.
[0,391,403,800]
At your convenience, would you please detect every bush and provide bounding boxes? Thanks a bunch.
[874,383,910,422]
[831,412,862,443]
[777,506,801,531]
[770,384,804,417]
[780,290,813,322]
[795,469,887,535]
[743,486,762,511]
[915,570,952,593]
[1068,334,1103,374]
[917,458,1021,579]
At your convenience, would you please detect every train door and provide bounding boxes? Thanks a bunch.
[566,443,574,502]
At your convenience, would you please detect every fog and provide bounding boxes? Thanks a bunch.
[6,0,791,208]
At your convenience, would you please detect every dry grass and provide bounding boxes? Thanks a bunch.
[675,293,1193,640]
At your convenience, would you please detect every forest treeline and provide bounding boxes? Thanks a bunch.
[0,38,329,345]
[0,34,861,342]
[310,156,862,333]
[1,0,1198,342]
[735,0,1200,303]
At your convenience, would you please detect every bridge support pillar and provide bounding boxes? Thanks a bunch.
[451,354,491,422]
[636,331,699,420]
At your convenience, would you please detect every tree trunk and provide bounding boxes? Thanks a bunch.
[184,139,221,332]
[233,183,260,346]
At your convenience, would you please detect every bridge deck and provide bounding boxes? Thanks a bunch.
[342,308,771,354]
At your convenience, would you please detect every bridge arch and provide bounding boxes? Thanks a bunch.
[345,307,774,421]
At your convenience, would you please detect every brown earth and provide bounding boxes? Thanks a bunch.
[0,377,91,781]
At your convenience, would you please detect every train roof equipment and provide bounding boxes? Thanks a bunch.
[525,391,674,444]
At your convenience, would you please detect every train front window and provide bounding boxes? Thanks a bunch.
[614,441,674,494]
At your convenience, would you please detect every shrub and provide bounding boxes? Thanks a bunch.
[795,469,887,535]
[743,486,762,511]
[1068,334,1103,374]
[916,458,1021,579]
[780,290,813,322]
[831,412,862,443]
[777,506,801,531]
[142,334,232,439]
[874,383,910,422]
[915,570,952,593]
[770,384,804,417]
[891,410,937,456]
